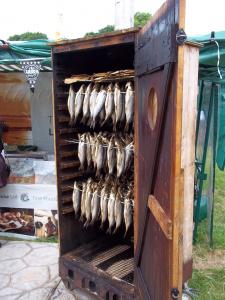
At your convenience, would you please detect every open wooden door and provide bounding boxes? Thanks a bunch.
[134,0,186,299]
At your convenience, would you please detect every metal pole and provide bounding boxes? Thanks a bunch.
[193,82,214,242]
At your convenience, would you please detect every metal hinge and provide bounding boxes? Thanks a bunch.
[171,288,180,299]
[176,29,187,45]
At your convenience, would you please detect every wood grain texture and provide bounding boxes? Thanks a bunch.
[181,45,199,276]
[52,30,137,54]
[148,195,172,240]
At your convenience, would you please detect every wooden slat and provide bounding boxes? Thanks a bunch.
[59,139,74,146]
[56,91,69,97]
[60,150,78,158]
[51,29,138,53]
[3,131,33,146]
[62,194,72,204]
[58,115,70,123]
[59,128,77,135]
[61,184,74,192]
[181,44,199,278]
[62,205,74,214]
[148,195,172,240]
[60,160,80,169]
[57,104,68,111]
[0,115,31,128]
[60,171,83,181]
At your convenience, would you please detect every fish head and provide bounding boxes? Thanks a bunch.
[107,83,113,91]
[125,81,133,90]
[80,84,85,92]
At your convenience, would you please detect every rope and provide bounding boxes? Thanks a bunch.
[214,40,223,79]
[64,139,134,151]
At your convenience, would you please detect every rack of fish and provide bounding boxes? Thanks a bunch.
[67,81,134,131]
[73,132,133,177]
[72,177,133,236]
[66,76,135,236]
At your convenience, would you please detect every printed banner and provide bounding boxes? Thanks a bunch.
[0,207,35,236]
[0,207,58,238]
[0,184,57,210]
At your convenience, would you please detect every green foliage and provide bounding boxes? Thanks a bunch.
[85,25,115,37]
[8,32,48,41]
[84,11,152,37]
[85,32,96,37]
[98,25,115,34]
[134,12,152,27]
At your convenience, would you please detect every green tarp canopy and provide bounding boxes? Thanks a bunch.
[0,39,52,67]
[192,31,225,170]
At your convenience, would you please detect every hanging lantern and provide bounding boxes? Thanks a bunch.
[20,60,42,93]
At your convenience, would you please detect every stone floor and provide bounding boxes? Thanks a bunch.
[0,240,97,300]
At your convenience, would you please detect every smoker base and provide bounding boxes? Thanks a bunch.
[59,237,135,300]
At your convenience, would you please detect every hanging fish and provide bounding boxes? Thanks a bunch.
[124,195,133,237]
[72,181,82,217]
[80,181,87,222]
[99,103,106,126]
[114,83,123,130]
[81,83,92,124]
[89,85,99,126]
[78,133,86,170]
[124,141,134,172]
[120,86,126,124]
[90,133,97,169]
[107,188,116,234]
[92,85,107,128]
[102,83,114,126]
[107,135,116,175]
[115,138,125,178]
[100,183,109,229]
[86,133,92,170]
[90,186,101,225]
[113,190,123,234]
[74,84,85,124]
[125,82,134,132]
[84,180,93,228]
[67,85,76,125]
[96,135,105,176]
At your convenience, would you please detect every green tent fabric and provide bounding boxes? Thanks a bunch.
[0,39,52,66]
[216,84,225,170]
[192,31,225,170]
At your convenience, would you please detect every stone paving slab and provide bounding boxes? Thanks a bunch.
[0,240,80,300]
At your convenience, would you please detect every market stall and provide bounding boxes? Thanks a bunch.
[0,40,57,240]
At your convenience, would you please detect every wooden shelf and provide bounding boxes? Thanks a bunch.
[62,205,74,214]
[60,171,84,181]
[60,160,80,170]
[60,150,78,158]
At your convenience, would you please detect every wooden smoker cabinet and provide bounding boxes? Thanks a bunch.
[51,0,200,299]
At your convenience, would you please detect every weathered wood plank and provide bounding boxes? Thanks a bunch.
[148,195,173,240]
[181,44,199,281]
[60,160,80,170]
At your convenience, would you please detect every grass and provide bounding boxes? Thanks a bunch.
[190,167,225,299]
[0,235,58,243]
[194,167,225,252]
[190,269,225,300]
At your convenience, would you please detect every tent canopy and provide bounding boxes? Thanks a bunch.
[0,39,52,69]
[191,31,225,170]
